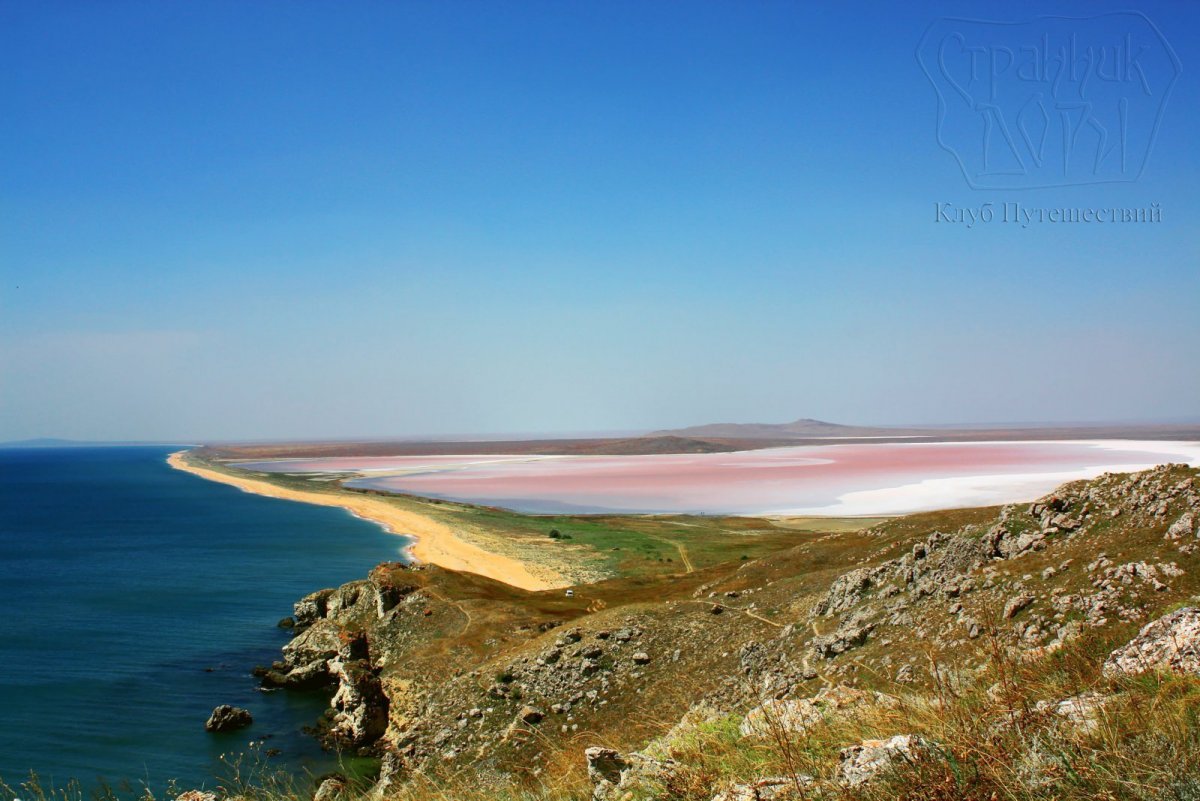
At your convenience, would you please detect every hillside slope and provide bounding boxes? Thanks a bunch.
[194,464,1200,801]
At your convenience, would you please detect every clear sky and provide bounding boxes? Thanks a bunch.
[2,0,1197,442]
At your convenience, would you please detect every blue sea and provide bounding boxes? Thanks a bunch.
[0,446,409,794]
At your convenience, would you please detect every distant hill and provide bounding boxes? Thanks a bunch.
[205,435,757,460]
[560,435,740,455]
[196,420,1200,461]
[651,417,925,440]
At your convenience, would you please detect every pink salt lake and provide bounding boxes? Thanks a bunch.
[233,440,1200,516]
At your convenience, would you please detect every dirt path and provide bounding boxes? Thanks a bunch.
[683,599,783,628]
[424,586,474,636]
[646,533,695,572]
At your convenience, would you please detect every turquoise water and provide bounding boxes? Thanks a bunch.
[0,447,409,793]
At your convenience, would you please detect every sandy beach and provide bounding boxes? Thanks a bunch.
[167,451,565,592]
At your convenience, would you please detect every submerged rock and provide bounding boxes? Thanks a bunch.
[205,704,253,732]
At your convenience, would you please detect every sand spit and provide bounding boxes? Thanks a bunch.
[166,451,565,592]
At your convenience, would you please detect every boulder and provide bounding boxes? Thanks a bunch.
[1050,514,1081,532]
[204,705,252,733]
[585,747,628,787]
[837,734,929,787]
[1035,692,1109,734]
[815,567,875,616]
[175,792,217,801]
[1166,513,1196,540]
[1103,606,1200,677]
[312,775,347,801]
[740,685,871,738]
[518,705,545,724]
[585,747,677,801]
[810,616,874,659]
[739,699,822,738]
[262,659,332,690]
[812,684,871,709]
[710,776,810,801]
[1003,593,1034,619]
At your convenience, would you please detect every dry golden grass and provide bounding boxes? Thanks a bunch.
[630,619,1200,801]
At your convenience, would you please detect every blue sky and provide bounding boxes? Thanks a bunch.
[2,0,1197,441]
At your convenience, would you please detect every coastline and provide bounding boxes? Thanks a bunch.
[166,451,565,592]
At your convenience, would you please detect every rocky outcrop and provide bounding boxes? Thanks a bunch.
[585,746,677,801]
[810,612,875,659]
[517,705,545,725]
[787,465,1199,689]
[1103,606,1200,677]
[739,698,823,739]
[1035,692,1109,734]
[327,656,389,747]
[261,619,342,689]
[739,684,872,738]
[175,791,217,801]
[1003,592,1034,619]
[311,775,347,801]
[204,705,252,733]
[294,588,337,627]
[710,776,810,800]
[1166,512,1196,541]
[265,571,418,754]
[814,568,876,617]
[837,734,929,787]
